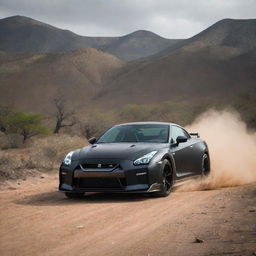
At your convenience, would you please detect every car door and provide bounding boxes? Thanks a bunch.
[170,125,195,179]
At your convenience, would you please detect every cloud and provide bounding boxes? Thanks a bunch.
[0,0,255,38]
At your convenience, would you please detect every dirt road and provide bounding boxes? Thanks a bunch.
[0,174,255,256]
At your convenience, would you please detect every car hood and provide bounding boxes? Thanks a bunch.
[78,143,167,161]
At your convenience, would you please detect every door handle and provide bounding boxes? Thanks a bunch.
[190,145,193,148]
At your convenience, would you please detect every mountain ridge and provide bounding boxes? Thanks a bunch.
[0,15,181,61]
[151,18,256,59]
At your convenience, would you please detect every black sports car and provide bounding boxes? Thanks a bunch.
[59,122,210,198]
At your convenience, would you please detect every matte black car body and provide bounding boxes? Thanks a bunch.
[59,122,210,196]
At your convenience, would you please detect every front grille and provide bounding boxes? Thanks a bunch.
[77,178,123,189]
[79,163,119,169]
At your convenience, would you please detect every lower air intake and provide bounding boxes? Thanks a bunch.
[77,178,122,189]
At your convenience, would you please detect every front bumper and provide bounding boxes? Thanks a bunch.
[59,159,163,193]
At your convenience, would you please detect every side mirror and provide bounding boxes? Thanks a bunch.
[88,137,97,144]
[189,132,200,138]
[176,136,187,145]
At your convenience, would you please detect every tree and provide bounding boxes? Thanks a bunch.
[53,97,76,134]
[0,106,12,132]
[80,120,102,139]
[79,110,113,139]
[7,112,51,143]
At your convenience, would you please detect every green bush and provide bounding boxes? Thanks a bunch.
[8,112,51,143]
[0,107,51,146]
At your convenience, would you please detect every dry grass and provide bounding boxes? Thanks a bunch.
[0,134,86,181]
[27,134,86,170]
[0,149,29,180]
[0,132,23,149]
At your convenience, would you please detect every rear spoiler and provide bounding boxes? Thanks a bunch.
[189,132,200,138]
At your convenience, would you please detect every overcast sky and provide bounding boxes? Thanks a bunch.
[0,0,255,38]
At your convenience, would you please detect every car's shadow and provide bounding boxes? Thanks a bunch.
[15,190,154,206]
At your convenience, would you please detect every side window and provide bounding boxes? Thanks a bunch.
[171,126,189,143]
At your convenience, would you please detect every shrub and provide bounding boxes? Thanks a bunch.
[0,132,23,149]
[8,112,51,143]
[27,134,86,170]
[0,106,51,145]
[0,134,86,180]
[79,110,115,139]
[0,151,28,180]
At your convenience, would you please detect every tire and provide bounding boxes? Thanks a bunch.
[155,159,173,197]
[65,192,84,199]
[201,153,210,177]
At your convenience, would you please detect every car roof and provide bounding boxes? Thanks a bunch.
[117,121,178,126]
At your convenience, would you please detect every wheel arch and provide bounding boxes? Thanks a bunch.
[161,153,177,179]
[203,150,211,171]
[202,141,211,169]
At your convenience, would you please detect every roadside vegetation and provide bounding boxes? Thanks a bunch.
[0,94,255,181]
[0,134,85,181]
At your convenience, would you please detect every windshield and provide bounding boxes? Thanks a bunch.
[97,124,169,143]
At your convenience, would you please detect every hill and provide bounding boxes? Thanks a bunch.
[0,15,181,61]
[93,19,256,107]
[154,18,256,58]
[0,48,124,113]
[100,30,180,61]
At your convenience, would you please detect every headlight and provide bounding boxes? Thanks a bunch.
[134,151,157,166]
[63,151,74,165]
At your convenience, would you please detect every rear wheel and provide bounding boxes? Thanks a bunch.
[202,153,210,176]
[155,159,173,197]
[65,192,84,199]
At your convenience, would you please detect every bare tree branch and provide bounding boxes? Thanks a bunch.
[53,96,76,133]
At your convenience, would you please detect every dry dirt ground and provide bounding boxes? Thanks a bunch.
[0,174,255,256]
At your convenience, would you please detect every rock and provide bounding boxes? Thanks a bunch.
[40,176,44,179]
[76,225,84,229]
[249,209,255,212]
[194,237,204,243]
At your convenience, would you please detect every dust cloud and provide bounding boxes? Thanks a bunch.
[177,109,256,191]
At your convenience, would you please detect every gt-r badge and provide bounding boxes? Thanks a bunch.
[136,172,147,176]
[97,164,102,168]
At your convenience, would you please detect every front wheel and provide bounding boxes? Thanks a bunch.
[65,192,84,199]
[155,159,173,197]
